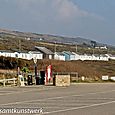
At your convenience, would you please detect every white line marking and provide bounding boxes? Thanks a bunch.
[0,90,14,92]
[0,89,38,96]
[43,100,115,114]
[1,89,115,106]
[0,87,55,96]
[0,84,115,96]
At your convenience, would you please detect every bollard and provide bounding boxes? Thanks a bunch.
[81,76,85,81]
[3,78,5,87]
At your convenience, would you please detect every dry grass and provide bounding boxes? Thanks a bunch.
[37,59,115,79]
[0,58,115,81]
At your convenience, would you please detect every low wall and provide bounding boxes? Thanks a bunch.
[54,75,70,86]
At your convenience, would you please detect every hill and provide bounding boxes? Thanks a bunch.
[0,28,114,48]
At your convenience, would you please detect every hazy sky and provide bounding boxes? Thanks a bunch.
[0,0,115,45]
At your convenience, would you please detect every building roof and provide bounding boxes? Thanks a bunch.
[100,54,108,57]
[92,54,107,57]
[72,52,81,55]
[62,51,74,55]
[93,54,100,57]
[35,46,54,54]
[28,51,41,54]
[106,54,115,57]
[56,52,65,56]
[84,54,92,56]
[0,50,14,53]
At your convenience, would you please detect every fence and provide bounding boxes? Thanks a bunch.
[0,78,17,87]
[53,72,78,82]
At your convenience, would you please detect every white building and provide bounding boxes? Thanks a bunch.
[0,50,14,57]
[73,52,109,61]
[99,54,109,61]
[105,54,115,60]
[80,54,93,61]
[0,50,43,60]
[72,52,80,60]
[62,51,76,61]
[28,51,43,60]
[95,46,107,50]
[92,54,108,61]
[54,52,65,61]
[0,50,109,61]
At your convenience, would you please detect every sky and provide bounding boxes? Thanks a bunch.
[0,0,115,45]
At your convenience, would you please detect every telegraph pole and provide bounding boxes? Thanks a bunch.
[54,42,56,54]
[76,44,77,53]
[19,39,21,52]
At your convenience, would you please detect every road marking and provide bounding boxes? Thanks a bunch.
[0,87,56,96]
[0,89,115,106]
[43,100,115,114]
[0,89,38,96]
[0,84,115,96]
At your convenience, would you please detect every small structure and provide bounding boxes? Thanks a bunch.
[53,74,70,86]
[62,51,75,61]
[72,52,80,60]
[80,54,93,61]
[0,50,43,60]
[106,54,115,60]
[110,76,115,81]
[17,51,32,60]
[54,52,65,61]
[45,65,52,84]
[70,72,79,82]
[99,54,108,61]
[102,75,109,81]
[18,75,25,86]
[35,46,54,59]
[29,51,43,60]
[0,50,14,57]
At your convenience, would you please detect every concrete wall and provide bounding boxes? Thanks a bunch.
[54,75,70,86]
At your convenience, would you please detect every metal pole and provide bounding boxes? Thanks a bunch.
[76,45,77,53]
[54,42,56,54]
[33,57,38,85]
[35,63,37,80]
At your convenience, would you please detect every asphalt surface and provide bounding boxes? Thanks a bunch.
[0,83,115,115]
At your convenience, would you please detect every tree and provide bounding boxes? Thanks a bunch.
[21,66,30,73]
[91,41,97,48]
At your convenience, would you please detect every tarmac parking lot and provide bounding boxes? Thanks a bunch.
[0,83,115,115]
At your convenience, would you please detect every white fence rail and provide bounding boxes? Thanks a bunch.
[0,78,17,86]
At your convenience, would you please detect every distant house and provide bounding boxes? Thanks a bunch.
[99,54,108,61]
[14,51,43,60]
[17,51,31,60]
[72,52,80,60]
[0,50,43,60]
[79,54,92,61]
[28,51,43,60]
[74,53,108,61]
[0,50,14,57]
[95,46,107,50]
[62,51,75,61]
[81,54,93,61]
[92,54,108,61]
[0,48,109,61]
[92,54,100,60]
[35,46,54,59]
[105,54,115,60]
[54,52,65,61]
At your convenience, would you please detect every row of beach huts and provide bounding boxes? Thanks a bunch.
[0,46,115,61]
